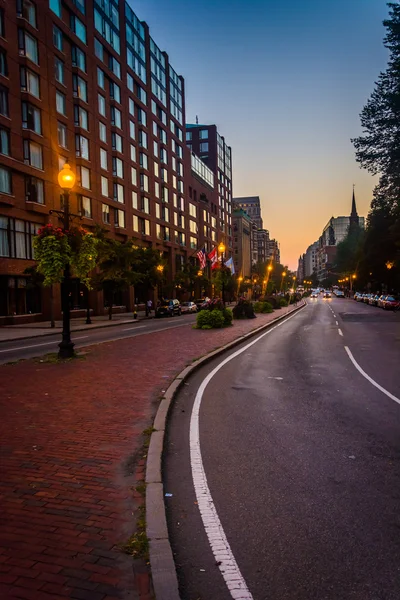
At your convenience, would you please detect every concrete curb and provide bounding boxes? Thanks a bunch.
[145,301,307,600]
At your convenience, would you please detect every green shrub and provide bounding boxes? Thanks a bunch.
[264,296,279,309]
[279,298,288,307]
[196,309,225,329]
[222,307,233,326]
[232,299,256,319]
[254,301,274,314]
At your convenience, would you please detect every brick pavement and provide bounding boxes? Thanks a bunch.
[0,307,294,599]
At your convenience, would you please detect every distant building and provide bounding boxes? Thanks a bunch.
[233,196,263,229]
[186,124,232,253]
[257,229,270,264]
[304,241,318,278]
[316,190,364,282]
[268,239,280,264]
[297,255,305,281]
[232,209,252,278]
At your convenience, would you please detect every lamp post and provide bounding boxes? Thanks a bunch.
[350,274,356,294]
[57,163,76,359]
[156,264,164,301]
[280,271,287,293]
[218,241,226,306]
[237,275,243,298]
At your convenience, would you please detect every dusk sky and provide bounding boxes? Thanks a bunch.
[130,0,389,269]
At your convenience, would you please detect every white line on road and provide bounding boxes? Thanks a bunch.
[190,305,307,600]
[336,321,338,326]
[344,346,400,406]
[338,329,343,336]
[0,335,88,353]
[122,326,146,331]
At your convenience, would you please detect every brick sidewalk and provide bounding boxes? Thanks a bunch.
[0,307,295,599]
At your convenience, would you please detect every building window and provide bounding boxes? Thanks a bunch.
[0,48,7,77]
[20,67,40,98]
[0,8,4,37]
[55,57,65,84]
[110,81,121,103]
[98,93,106,116]
[200,142,209,153]
[112,157,123,178]
[154,161,159,177]
[100,148,107,170]
[18,30,39,65]
[99,121,107,143]
[140,173,148,193]
[132,191,138,209]
[160,148,168,164]
[186,131,192,141]
[73,74,87,102]
[137,107,146,126]
[17,0,37,28]
[130,144,136,163]
[139,130,147,149]
[113,183,124,203]
[73,0,85,15]
[49,0,61,17]
[94,38,103,60]
[75,134,89,159]
[57,121,68,148]
[79,195,91,218]
[102,203,110,224]
[101,176,108,196]
[131,167,137,186]
[74,105,88,130]
[114,209,125,228]
[129,120,135,140]
[112,132,122,152]
[0,127,9,156]
[0,85,8,116]
[154,181,160,198]
[70,15,87,44]
[109,56,121,79]
[0,166,11,194]
[111,106,122,128]
[22,102,41,133]
[141,196,150,214]
[23,140,43,169]
[53,25,63,51]
[97,67,105,89]
[56,91,66,115]
[0,217,40,259]
[79,165,90,189]
[25,175,44,204]
[72,45,86,72]
[199,129,208,140]
[139,152,148,169]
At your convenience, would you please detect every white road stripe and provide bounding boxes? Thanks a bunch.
[0,335,88,354]
[336,321,338,326]
[190,305,307,600]
[122,326,146,331]
[344,346,400,405]
[338,329,343,336]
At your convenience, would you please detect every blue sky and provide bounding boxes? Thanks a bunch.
[129,0,389,268]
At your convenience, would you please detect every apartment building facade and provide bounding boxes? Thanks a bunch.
[0,0,225,322]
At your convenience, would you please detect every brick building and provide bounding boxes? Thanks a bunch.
[0,0,228,323]
[232,208,252,278]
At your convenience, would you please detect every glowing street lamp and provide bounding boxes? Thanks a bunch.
[280,271,287,292]
[218,241,226,305]
[57,162,76,359]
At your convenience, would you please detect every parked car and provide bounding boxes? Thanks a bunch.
[382,295,400,310]
[363,293,372,303]
[378,295,388,308]
[155,299,181,317]
[181,301,197,314]
[194,298,209,310]
[354,292,361,301]
[369,294,380,306]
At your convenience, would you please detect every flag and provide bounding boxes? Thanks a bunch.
[225,256,235,275]
[208,247,218,270]
[196,247,207,269]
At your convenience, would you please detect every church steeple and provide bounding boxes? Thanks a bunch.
[349,185,359,229]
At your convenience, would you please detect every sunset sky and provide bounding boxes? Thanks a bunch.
[130,0,389,269]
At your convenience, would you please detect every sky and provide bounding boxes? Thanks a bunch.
[130,0,390,269]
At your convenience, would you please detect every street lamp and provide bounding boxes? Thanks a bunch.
[264,263,273,295]
[218,241,226,305]
[280,271,287,292]
[57,162,76,359]
[156,264,164,299]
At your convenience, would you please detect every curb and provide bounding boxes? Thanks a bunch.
[0,317,154,344]
[145,301,307,600]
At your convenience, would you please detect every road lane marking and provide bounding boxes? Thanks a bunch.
[344,346,400,405]
[122,326,146,331]
[336,321,338,325]
[0,335,88,353]
[338,329,343,336]
[190,305,307,600]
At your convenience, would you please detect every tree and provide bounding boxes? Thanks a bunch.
[335,224,365,275]
[351,2,400,289]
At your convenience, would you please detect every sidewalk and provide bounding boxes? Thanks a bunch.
[0,305,299,600]
[0,311,149,343]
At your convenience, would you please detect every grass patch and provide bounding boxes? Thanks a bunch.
[35,352,86,364]
[119,505,149,560]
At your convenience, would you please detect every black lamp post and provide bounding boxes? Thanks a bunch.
[56,163,76,359]
[218,241,226,306]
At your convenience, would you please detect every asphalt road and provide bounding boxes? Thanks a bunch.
[0,313,197,364]
[164,297,400,600]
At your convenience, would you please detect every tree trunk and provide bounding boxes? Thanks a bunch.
[108,290,113,320]
[50,285,55,328]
